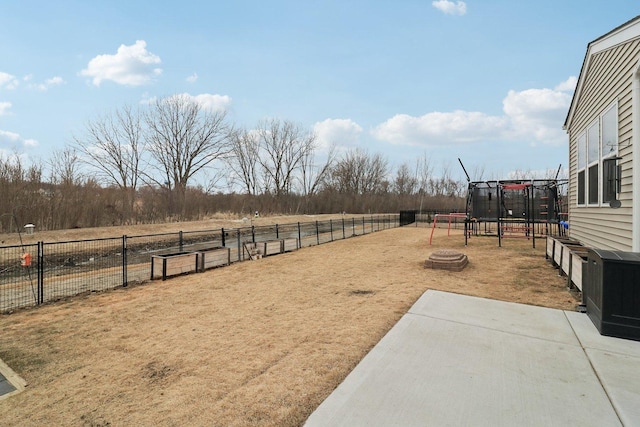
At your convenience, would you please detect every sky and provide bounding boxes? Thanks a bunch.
[1,1,639,186]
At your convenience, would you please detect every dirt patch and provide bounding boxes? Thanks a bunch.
[0,221,578,426]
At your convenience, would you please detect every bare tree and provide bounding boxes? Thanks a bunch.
[73,105,144,224]
[329,148,388,195]
[393,162,418,195]
[255,118,315,197]
[415,153,433,212]
[47,147,87,229]
[297,144,336,212]
[144,94,232,217]
[227,128,261,195]
[471,164,486,182]
[0,152,44,232]
[49,147,83,186]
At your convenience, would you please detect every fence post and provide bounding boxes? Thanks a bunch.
[316,221,320,245]
[122,235,128,287]
[37,241,44,304]
[297,222,301,248]
[179,231,184,252]
[221,228,226,247]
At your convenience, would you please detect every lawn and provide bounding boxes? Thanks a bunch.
[0,221,578,426]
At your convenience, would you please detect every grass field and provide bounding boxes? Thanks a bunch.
[0,219,578,426]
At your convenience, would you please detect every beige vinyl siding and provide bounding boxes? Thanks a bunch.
[567,38,640,251]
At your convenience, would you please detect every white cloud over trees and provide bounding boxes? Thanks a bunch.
[80,40,162,86]
[0,129,38,149]
[182,93,232,113]
[313,118,363,150]
[371,77,576,147]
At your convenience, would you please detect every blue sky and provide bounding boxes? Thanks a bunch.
[1,1,638,185]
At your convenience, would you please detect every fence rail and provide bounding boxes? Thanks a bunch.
[0,214,400,312]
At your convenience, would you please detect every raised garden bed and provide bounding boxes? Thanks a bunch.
[263,240,283,256]
[561,243,585,277]
[568,247,590,292]
[546,236,579,268]
[282,238,298,252]
[197,247,231,272]
[151,252,199,280]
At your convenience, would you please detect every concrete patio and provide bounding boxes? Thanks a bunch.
[306,290,640,426]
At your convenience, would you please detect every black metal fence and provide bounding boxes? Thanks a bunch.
[0,215,399,312]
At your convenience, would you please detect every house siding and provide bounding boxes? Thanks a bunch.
[567,38,640,251]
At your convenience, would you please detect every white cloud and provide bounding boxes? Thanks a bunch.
[186,73,198,83]
[0,129,38,150]
[80,40,162,86]
[0,129,20,142]
[502,87,572,143]
[0,127,39,149]
[373,78,574,147]
[432,0,467,16]
[29,76,66,91]
[186,93,232,112]
[0,101,11,116]
[140,93,230,112]
[313,118,363,150]
[554,76,577,92]
[23,138,39,147]
[373,111,507,145]
[0,72,19,90]
[139,92,157,105]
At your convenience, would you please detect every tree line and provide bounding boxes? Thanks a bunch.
[1,94,467,233]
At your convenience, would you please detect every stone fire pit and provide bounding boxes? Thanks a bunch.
[424,249,468,272]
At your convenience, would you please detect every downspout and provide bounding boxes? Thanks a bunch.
[633,67,640,251]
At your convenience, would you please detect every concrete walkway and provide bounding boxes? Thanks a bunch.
[305,290,640,426]
[0,357,26,401]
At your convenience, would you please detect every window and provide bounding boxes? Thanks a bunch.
[601,104,618,203]
[587,121,600,205]
[577,171,586,205]
[575,102,618,207]
[577,133,586,205]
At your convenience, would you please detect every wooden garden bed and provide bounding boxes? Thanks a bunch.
[151,252,199,280]
[197,247,231,272]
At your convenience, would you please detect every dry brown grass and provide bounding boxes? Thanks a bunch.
[0,220,578,426]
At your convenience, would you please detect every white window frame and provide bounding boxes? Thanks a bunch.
[600,102,619,204]
[575,101,619,208]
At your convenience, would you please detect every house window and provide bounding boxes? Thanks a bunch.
[587,121,599,205]
[577,133,586,205]
[601,104,618,203]
[575,102,618,207]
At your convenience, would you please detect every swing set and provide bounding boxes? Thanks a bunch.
[429,159,568,247]
[463,179,567,247]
